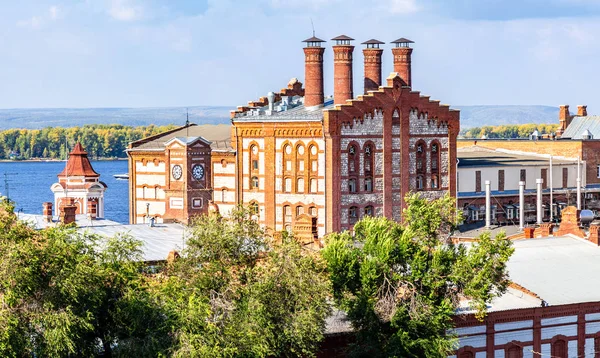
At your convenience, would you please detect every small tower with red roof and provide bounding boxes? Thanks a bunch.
[50,143,107,219]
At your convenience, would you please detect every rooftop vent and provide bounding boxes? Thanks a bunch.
[582,129,593,140]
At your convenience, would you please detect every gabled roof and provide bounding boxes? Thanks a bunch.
[128,124,232,152]
[58,143,100,178]
[561,116,600,139]
[165,136,212,147]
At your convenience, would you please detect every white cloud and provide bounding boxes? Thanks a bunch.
[108,0,143,21]
[388,0,419,14]
[17,16,43,29]
[49,6,59,20]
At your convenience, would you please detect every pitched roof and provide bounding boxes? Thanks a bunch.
[391,37,414,44]
[128,124,232,152]
[302,36,325,43]
[331,35,354,41]
[58,143,100,178]
[561,115,600,139]
[361,39,385,45]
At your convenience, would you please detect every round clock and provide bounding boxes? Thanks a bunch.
[192,164,205,180]
[172,165,183,180]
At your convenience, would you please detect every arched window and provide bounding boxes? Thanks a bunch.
[416,175,424,190]
[309,206,317,216]
[348,144,358,173]
[284,177,292,193]
[283,205,292,231]
[154,186,159,199]
[349,206,358,224]
[309,145,318,173]
[363,143,373,174]
[221,188,227,202]
[431,141,441,176]
[297,178,304,193]
[431,175,439,189]
[296,205,304,217]
[283,144,292,173]
[348,178,357,193]
[551,338,567,358]
[296,144,305,173]
[364,177,373,192]
[506,346,522,358]
[309,178,317,193]
[249,144,259,189]
[416,141,426,175]
[364,205,373,217]
[249,201,259,215]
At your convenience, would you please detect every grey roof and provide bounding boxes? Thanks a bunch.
[331,35,354,41]
[391,37,414,44]
[302,36,325,43]
[20,213,187,262]
[506,236,600,306]
[233,97,335,122]
[458,146,573,168]
[361,39,385,45]
[128,124,232,152]
[561,115,600,139]
[81,223,187,262]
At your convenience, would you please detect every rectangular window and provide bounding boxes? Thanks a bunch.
[309,178,317,193]
[286,160,292,172]
[597,165,600,179]
[192,198,203,208]
[284,178,291,193]
[311,160,318,172]
[498,170,505,192]
[520,169,526,184]
[475,171,482,192]
[563,167,568,188]
[507,208,514,220]
[348,179,356,193]
[432,159,438,171]
[298,160,304,172]
[296,178,304,193]
[252,160,259,170]
[541,168,548,189]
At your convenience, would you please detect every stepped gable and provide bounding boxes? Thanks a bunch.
[323,73,459,133]
[230,78,305,118]
[58,143,100,178]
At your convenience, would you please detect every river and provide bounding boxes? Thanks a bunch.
[0,160,129,223]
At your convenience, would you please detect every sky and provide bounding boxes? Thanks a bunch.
[1,0,600,111]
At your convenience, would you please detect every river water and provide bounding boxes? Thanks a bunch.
[0,160,129,223]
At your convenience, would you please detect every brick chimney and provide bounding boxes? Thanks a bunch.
[59,198,77,225]
[391,37,414,87]
[557,105,571,136]
[332,35,355,105]
[42,202,53,223]
[302,36,326,108]
[577,105,588,117]
[362,39,384,94]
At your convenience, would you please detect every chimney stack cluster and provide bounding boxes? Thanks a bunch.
[302,35,414,107]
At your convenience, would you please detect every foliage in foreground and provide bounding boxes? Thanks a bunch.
[322,193,514,357]
[0,203,331,357]
[156,207,331,357]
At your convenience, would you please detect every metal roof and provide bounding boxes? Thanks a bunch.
[391,37,414,44]
[233,97,335,122]
[561,116,600,139]
[458,146,574,168]
[361,39,385,45]
[506,236,600,306]
[128,124,232,152]
[331,35,354,41]
[302,36,325,43]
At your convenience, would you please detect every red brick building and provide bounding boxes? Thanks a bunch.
[128,35,460,239]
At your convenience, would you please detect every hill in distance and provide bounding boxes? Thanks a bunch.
[0,105,560,130]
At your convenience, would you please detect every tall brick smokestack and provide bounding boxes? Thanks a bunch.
[557,105,571,136]
[332,35,355,105]
[362,39,384,94]
[391,37,414,87]
[302,36,326,108]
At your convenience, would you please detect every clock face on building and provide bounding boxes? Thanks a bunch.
[192,164,205,180]
[172,165,183,180]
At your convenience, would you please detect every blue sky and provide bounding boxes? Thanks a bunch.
[1,0,600,112]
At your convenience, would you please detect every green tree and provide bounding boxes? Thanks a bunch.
[321,193,514,357]
[156,207,331,357]
[0,202,168,357]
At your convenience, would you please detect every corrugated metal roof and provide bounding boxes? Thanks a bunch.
[458,146,573,168]
[129,124,232,151]
[233,98,334,122]
[561,116,600,139]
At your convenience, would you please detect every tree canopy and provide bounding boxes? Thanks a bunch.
[461,123,558,139]
[321,193,514,357]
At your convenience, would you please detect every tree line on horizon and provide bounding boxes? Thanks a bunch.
[0,194,514,357]
[461,123,559,139]
[0,124,178,160]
